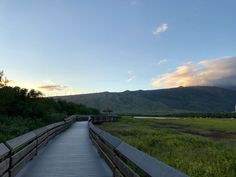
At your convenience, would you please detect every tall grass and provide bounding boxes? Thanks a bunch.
[99,117,236,177]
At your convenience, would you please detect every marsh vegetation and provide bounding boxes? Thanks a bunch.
[99,117,236,177]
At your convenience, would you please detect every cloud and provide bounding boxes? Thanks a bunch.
[38,84,68,92]
[37,80,79,96]
[152,56,236,88]
[158,59,168,65]
[126,71,136,83]
[37,80,68,92]
[153,24,168,35]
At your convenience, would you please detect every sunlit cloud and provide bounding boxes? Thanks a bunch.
[38,84,68,92]
[152,56,236,88]
[7,80,36,90]
[126,71,136,83]
[6,79,79,96]
[37,80,79,96]
[153,23,168,36]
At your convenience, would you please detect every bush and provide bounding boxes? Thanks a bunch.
[0,85,99,142]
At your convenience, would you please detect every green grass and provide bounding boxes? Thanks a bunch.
[99,117,236,177]
[152,118,236,132]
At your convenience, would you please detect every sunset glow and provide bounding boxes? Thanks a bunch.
[1,1,235,95]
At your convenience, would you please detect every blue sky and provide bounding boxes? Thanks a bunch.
[0,0,236,95]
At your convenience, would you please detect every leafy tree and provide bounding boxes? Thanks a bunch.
[0,70,100,142]
[0,85,99,117]
[0,71,4,87]
[27,89,42,98]
[0,71,10,87]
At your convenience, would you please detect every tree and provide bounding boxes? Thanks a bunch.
[0,70,4,87]
[27,89,43,98]
[0,71,10,87]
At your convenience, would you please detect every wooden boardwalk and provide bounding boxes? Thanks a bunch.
[16,122,112,177]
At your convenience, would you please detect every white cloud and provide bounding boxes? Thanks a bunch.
[126,71,136,83]
[153,23,168,35]
[37,80,79,96]
[158,59,168,65]
[152,56,236,88]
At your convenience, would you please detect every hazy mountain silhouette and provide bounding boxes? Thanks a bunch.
[56,86,236,115]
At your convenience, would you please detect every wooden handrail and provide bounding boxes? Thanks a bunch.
[0,116,77,177]
[0,115,187,177]
[88,120,189,177]
[0,143,10,177]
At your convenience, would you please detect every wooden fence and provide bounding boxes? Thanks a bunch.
[90,115,119,124]
[0,115,77,177]
[88,119,189,177]
[1,115,189,177]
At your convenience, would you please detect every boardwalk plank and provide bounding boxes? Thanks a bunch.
[16,122,112,177]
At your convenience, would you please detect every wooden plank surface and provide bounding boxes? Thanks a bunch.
[34,127,48,138]
[0,143,10,160]
[89,122,103,135]
[99,131,122,149]
[1,172,9,177]
[6,132,36,152]
[11,140,36,166]
[16,122,112,177]
[10,148,36,177]
[116,142,188,177]
[0,158,9,176]
[37,133,48,145]
[37,139,47,152]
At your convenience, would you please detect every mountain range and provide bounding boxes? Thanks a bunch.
[56,86,236,115]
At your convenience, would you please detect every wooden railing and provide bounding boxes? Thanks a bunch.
[90,115,119,124]
[0,115,189,177]
[0,115,77,177]
[88,119,189,177]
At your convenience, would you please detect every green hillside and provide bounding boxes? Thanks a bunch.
[57,86,236,115]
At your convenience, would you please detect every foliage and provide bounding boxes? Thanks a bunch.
[0,86,98,118]
[0,71,10,87]
[99,117,236,177]
[0,114,65,142]
[0,71,99,142]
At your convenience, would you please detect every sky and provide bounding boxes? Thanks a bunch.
[0,0,236,96]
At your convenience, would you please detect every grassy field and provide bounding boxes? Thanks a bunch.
[99,117,236,177]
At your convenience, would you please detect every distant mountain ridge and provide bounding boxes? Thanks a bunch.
[55,86,236,115]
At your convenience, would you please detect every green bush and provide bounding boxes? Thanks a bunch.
[0,85,99,142]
